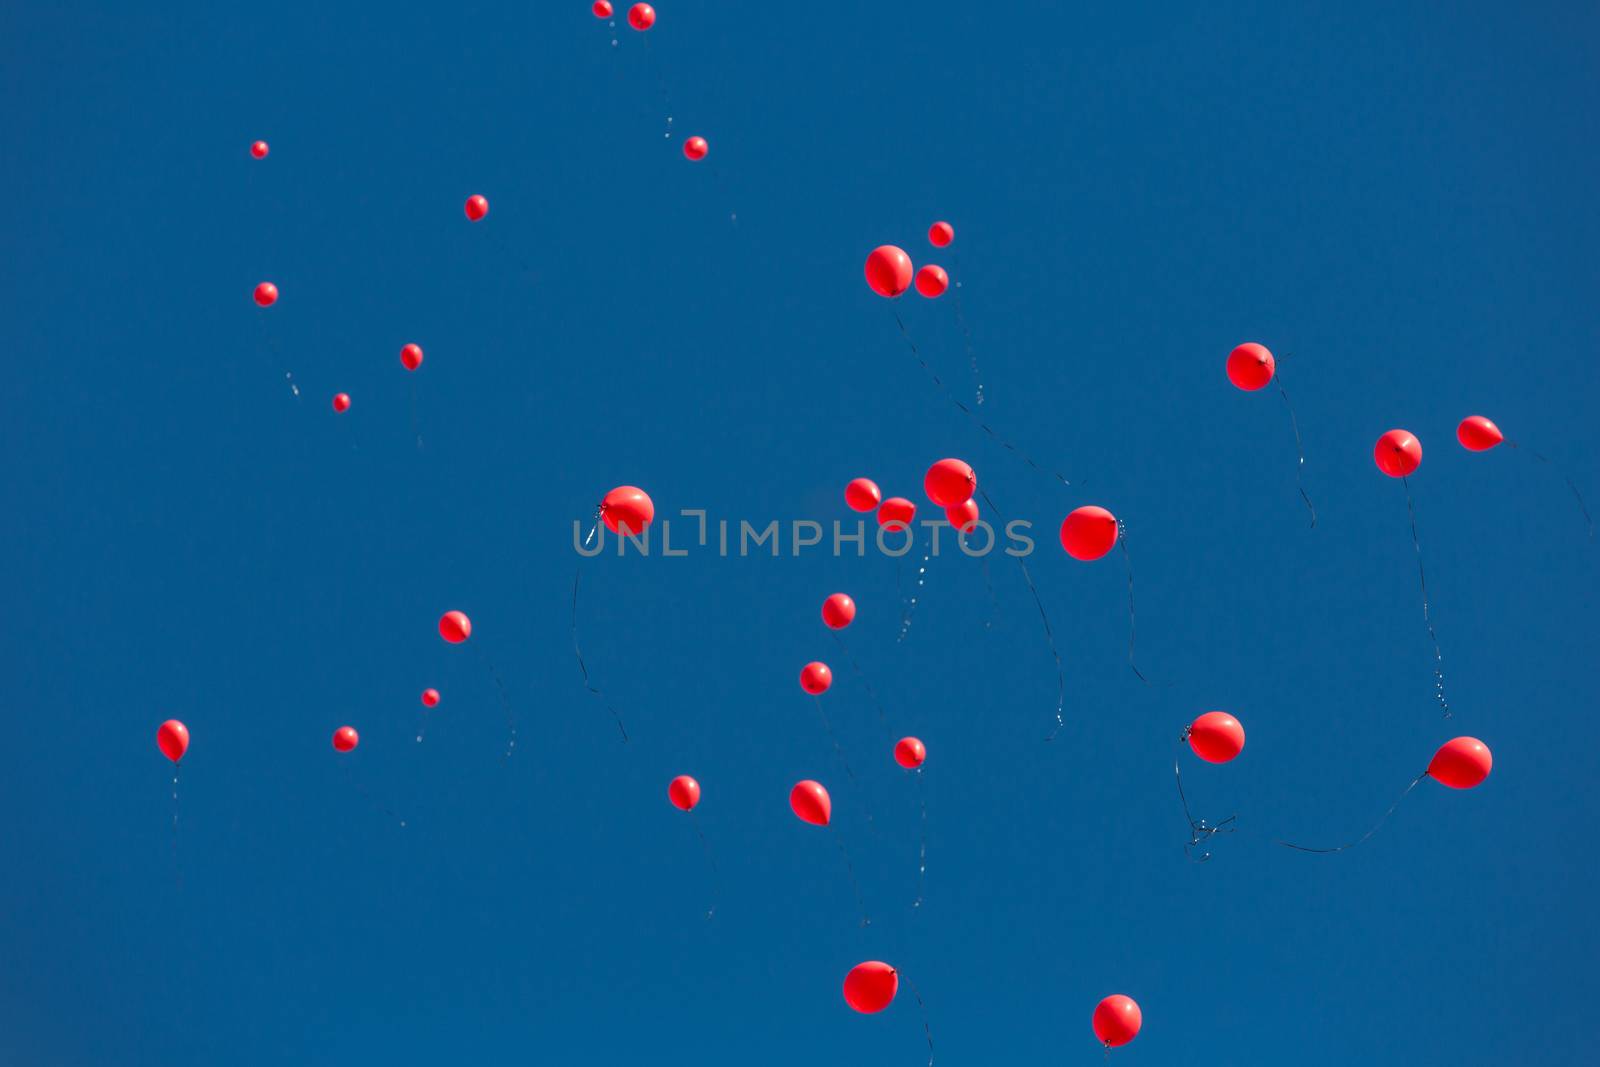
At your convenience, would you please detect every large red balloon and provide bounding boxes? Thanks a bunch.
[400,343,424,371]
[946,498,980,533]
[250,140,269,160]
[1457,415,1504,452]
[1374,429,1422,477]
[915,265,948,298]
[1188,711,1245,763]
[332,392,351,413]
[845,478,882,513]
[253,282,278,307]
[894,736,926,769]
[1059,506,1118,561]
[157,720,189,763]
[1428,737,1492,789]
[790,780,831,825]
[464,194,489,221]
[421,688,440,708]
[683,136,708,161]
[628,3,655,30]
[1226,343,1275,391]
[602,485,655,535]
[668,774,701,811]
[592,0,613,16]
[1093,995,1142,1047]
[332,726,359,752]
[843,961,899,1013]
[822,593,856,630]
[439,610,472,644]
[864,245,914,298]
[924,458,976,507]
[878,497,916,530]
[800,661,833,695]
[928,221,954,248]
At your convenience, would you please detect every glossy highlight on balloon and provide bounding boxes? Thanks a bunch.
[845,478,881,513]
[627,3,655,30]
[928,221,953,247]
[668,775,701,811]
[400,343,424,371]
[800,661,832,695]
[439,610,472,644]
[332,726,359,752]
[249,140,269,159]
[1092,994,1142,1047]
[601,485,654,536]
[1226,342,1275,391]
[1428,736,1492,789]
[864,245,914,298]
[789,780,831,825]
[683,136,708,161]
[894,736,926,769]
[332,393,351,413]
[878,497,916,530]
[915,264,948,298]
[1457,415,1503,452]
[821,593,856,630]
[1374,429,1422,477]
[924,458,975,507]
[843,960,898,1013]
[592,0,612,16]
[157,720,190,763]
[253,282,278,307]
[464,194,489,221]
[421,688,440,708]
[1188,712,1245,763]
[1059,506,1118,561]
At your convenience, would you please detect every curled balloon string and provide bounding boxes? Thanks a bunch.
[252,314,299,401]
[892,310,1076,490]
[1275,772,1428,854]
[689,811,720,921]
[341,758,408,829]
[912,767,928,910]
[947,256,983,406]
[1507,441,1594,540]
[1173,734,1236,863]
[570,528,631,743]
[1401,476,1451,719]
[830,631,888,729]
[1275,367,1316,528]
[831,824,872,927]
[474,646,520,761]
[639,32,675,140]
[171,761,184,892]
[813,695,875,836]
[899,970,937,1067]
[977,487,1067,740]
[1116,520,1152,686]
[897,545,933,643]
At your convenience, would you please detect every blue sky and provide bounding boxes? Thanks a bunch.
[2,2,1597,1063]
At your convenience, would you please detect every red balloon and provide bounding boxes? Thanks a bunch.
[464,194,489,221]
[253,282,278,307]
[668,774,701,811]
[439,610,472,644]
[1457,415,1504,452]
[1059,506,1118,561]
[1226,342,1275,391]
[421,688,440,708]
[924,458,976,507]
[928,221,954,248]
[1428,736,1492,789]
[864,245,914,298]
[332,726,359,752]
[790,779,831,825]
[592,0,613,16]
[602,485,655,535]
[800,661,833,695]
[157,720,189,763]
[845,477,882,513]
[1374,429,1422,477]
[628,3,655,30]
[400,343,424,371]
[1092,995,1142,1047]
[894,736,926,769]
[683,136,708,161]
[1188,711,1245,763]
[250,140,269,160]
[332,392,351,413]
[915,265,948,298]
[946,498,980,533]
[878,497,916,530]
[822,593,856,629]
[843,961,899,1013]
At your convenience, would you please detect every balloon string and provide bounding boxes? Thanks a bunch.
[1116,521,1152,685]
[948,257,983,407]
[640,32,674,140]
[813,695,874,835]
[830,631,887,729]
[892,310,1076,489]
[1401,477,1450,719]
[415,707,428,744]
[171,761,183,892]
[898,545,933,643]
[831,824,872,927]
[473,646,519,761]
[1173,735,1236,863]
[913,767,928,910]
[408,377,423,451]
[690,811,719,921]
[978,487,1067,740]
[898,971,936,1067]
[342,758,407,828]
[978,553,997,631]
[570,530,631,742]
[253,313,299,400]
[1508,441,1594,540]
[1276,371,1315,528]
[1276,772,1428,854]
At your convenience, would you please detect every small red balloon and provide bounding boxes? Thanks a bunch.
[400,343,424,371]
[822,593,856,630]
[864,245,914,298]
[157,720,189,763]
[421,688,440,708]
[464,194,489,221]
[592,0,613,16]
[253,282,278,307]
[1059,506,1118,561]
[790,780,831,826]
[894,737,926,769]
[332,726,359,752]
[924,458,975,507]
[845,478,882,513]
[843,961,899,1013]
[602,485,655,536]
[439,610,472,644]
[878,497,916,530]
[1093,995,1142,1048]
[668,774,701,811]
[928,221,954,248]
[1374,429,1422,478]
[946,498,980,533]
[1428,736,1492,789]
[800,661,832,695]
[1226,342,1275,391]
[683,136,708,161]
[332,392,351,413]
[628,3,655,29]
[1188,711,1245,763]
[915,264,949,299]
[250,140,269,159]
[1457,415,1503,452]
